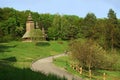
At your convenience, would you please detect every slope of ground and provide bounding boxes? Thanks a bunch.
[0,41,68,80]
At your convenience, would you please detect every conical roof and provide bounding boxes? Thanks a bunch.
[22,31,31,38]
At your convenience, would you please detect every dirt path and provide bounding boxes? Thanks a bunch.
[31,54,83,80]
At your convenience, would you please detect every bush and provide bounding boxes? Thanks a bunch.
[69,39,118,70]
[0,35,13,42]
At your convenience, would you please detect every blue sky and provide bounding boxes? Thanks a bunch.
[0,0,120,18]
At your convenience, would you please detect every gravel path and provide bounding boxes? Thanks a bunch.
[31,54,83,80]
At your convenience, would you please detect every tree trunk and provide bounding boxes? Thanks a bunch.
[111,29,114,52]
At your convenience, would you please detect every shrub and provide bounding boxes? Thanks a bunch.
[69,39,118,70]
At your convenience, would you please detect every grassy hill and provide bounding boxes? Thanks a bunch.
[0,41,68,80]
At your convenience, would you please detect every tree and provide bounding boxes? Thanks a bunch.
[39,14,54,30]
[82,13,97,39]
[69,39,114,70]
[94,18,107,48]
[4,18,16,38]
[76,18,84,38]
[60,16,70,39]
[47,27,57,40]
[60,16,75,40]
[62,15,79,39]
[0,8,4,21]
[106,9,118,50]
[48,14,61,40]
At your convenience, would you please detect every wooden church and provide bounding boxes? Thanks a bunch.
[22,13,46,42]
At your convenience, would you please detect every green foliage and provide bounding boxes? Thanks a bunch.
[105,9,119,50]
[84,13,97,27]
[60,16,70,39]
[48,15,79,40]
[69,39,118,70]
[30,29,43,42]
[39,13,54,30]
[48,27,56,40]
[0,8,26,41]
[82,13,97,39]
[0,7,120,50]
[54,56,120,80]
[48,14,61,40]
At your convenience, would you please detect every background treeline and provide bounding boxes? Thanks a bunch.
[0,7,120,49]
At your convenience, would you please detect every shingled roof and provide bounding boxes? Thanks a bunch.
[22,31,31,39]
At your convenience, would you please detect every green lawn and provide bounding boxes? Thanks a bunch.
[0,41,68,80]
[53,56,120,80]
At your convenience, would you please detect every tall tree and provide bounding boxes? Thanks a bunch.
[60,16,70,39]
[106,9,118,50]
[82,13,97,39]
[39,14,54,30]
[48,14,61,40]
[94,18,107,49]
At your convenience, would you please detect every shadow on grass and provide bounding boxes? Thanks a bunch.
[2,57,17,62]
[0,57,66,80]
[36,42,50,47]
[0,44,17,53]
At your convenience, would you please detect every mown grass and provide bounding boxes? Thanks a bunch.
[53,56,120,80]
[0,41,68,68]
[0,41,68,80]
